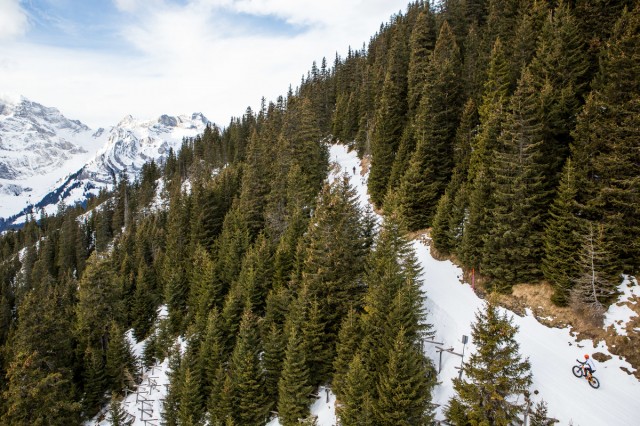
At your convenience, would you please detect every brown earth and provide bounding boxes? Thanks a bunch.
[414,229,640,380]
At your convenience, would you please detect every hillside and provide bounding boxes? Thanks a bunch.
[0,1,638,425]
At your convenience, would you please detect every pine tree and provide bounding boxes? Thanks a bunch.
[2,282,81,425]
[195,310,224,414]
[407,5,437,115]
[277,328,313,426]
[397,20,463,230]
[542,159,582,306]
[131,261,157,341]
[369,26,409,207]
[373,327,434,426]
[262,321,286,406]
[187,244,219,330]
[528,2,589,191]
[431,98,479,256]
[163,191,191,334]
[445,300,532,426]
[332,309,362,399]
[229,310,270,425]
[482,68,550,290]
[105,322,139,394]
[82,345,108,417]
[529,399,555,426]
[76,253,124,354]
[574,5,640,272]
[299,177,370,358]
[108,394,133,426]
[459,37,511,270]
[162,346,183,426]
[335,353,374,426]
[177,366,203,426]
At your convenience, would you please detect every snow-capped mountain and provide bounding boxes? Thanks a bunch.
[0,96,105,218]
[0,96,208,229]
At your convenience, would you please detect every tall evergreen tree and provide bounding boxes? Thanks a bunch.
[105,322,139,394]
[397,20,463,230]
[445,300,532,426]
[459,37,511,270]
[373,327,434,425]
[571,5,640,272]
[2,281,81,425]
[299,177,370,361]
[229,310,270,425]
[482,68,550,290]
[542,159,582,305]
[369,26,409,207]
[277,328,313,426]
[335,353,374,426]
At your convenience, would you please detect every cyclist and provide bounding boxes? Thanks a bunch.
[583,354,596,379]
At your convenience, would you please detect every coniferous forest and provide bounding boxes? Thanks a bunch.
[0,0,638,424]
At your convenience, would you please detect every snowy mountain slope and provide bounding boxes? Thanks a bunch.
[99,144,640,426]
[328,144,640,426]
[0,95,106,219]
[0,96,208,229]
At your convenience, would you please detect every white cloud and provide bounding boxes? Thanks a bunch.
[0,0,29,40]
[0,0,409,128]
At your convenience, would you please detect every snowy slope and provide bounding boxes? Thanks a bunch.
[0,98,208,228]
[102,144,640,426]
[329,143,640,426]
[0,95,107,219]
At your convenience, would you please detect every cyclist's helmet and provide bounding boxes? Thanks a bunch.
[584,354,590,359]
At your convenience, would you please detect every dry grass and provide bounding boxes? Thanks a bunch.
[495,282,640,379]
[359,155,371,176]
[410,233,640,379]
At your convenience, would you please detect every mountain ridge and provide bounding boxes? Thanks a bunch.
[0,96,209,229]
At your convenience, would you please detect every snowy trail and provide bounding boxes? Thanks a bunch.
[331,144,640,426]
[99,144,640,426]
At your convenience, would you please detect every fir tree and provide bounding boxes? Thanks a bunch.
[445,300,532,426]
[277,328,313,426]
[299,177,370,360]
[369,26,409,207]
[105,322,139,394]
[373,327,434,426]
[131,262,157,341]
[332,309,363,399]
[397,20,463,230]
[530,399,555,426]
[229,310,270,425]
[459,37,511,270]
[335,353,374,426]
[82,345,108,417]
[482,68,550,290]
[177,366,203,426]
[542,159,582,306]
[108,394,133,426]
[2,282,81,425]
[575,5,640,272]
[431,98,477,256]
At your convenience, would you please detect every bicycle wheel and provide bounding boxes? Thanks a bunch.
[572,365,583,377]
[588,376,600,389]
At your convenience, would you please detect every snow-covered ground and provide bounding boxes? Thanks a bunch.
[330,143,640,426]
[101,144,640,426]
[87,307,172,426]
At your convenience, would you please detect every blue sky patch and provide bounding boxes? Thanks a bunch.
[22,0,130,51]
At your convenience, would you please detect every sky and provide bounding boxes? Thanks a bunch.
[0,0,410,128]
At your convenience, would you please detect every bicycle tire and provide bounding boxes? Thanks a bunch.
[572,365,583,377]
[588,376,600,389]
